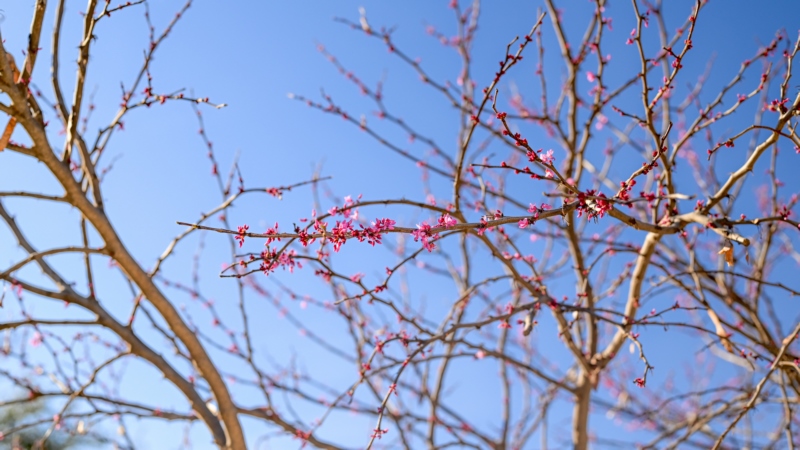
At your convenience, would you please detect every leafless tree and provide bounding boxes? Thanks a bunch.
[1,1,799,449]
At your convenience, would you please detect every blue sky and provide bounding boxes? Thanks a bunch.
[1,0,800,448]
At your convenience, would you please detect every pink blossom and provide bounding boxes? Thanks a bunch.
[427,193,436,205]
[595,114,608,130]
[540,149,555,165]
[260,249,301,275]
[411,222,430,241]
[30,332,43,347]
[341,195,360,218]
[350,273,364,283]
[264,223,280,246]
[438,213,457,228]
[372,218,396,231]
[235,224,249,248]
[626,29,635,45]
[412,221,439,252]
[329,220,354,252]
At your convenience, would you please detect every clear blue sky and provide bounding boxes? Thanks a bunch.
[1,0,799,448]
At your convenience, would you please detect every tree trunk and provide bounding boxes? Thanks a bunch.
[572,373,591,450]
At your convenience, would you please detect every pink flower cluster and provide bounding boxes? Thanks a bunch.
[526,148,555,165]
[260,248,301,275]
[576,189,612,219]
[412,221,439,252]
[437,213,457,228]
[235,224,249,248]
[326,217,396,252]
